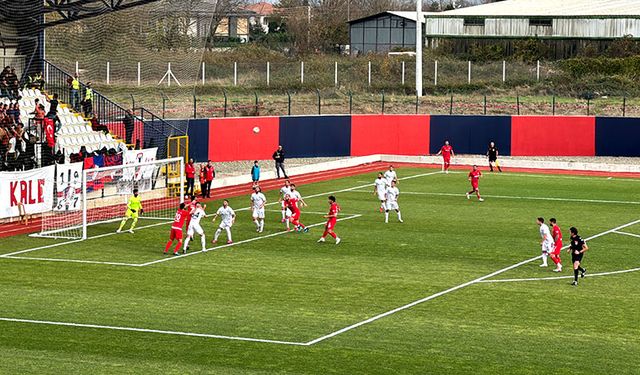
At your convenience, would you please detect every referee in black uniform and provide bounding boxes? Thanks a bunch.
[487,141,502,172]
[567,227,588,286]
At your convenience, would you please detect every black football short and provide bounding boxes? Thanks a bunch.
[572,253,584,263]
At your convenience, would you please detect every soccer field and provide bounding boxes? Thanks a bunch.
[1,166,639,374]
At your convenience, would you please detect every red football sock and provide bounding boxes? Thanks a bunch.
[322,230,329,238]
[164,241,172,253]
[174,241,182,253]
[329,232,337,239]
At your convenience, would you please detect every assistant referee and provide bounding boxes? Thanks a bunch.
[567,227,588,286]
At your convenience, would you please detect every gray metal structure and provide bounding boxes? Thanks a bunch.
[348,11,420,55]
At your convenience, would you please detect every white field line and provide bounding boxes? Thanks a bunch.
[0,317,308,346]
[1,256,140,267]
[613,230,640,239]
[477,267,640,283]
[350,190,640,206]
[490,171,640,182]
[138,214,362,267]
[304,218,640,346]
[0,221,171,258]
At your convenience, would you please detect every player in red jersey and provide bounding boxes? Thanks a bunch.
[285,194,308,233]
[466,165,484,201]
[549,218,563,272]
[184,195,197,230]
[318,195,341,244]
[436,140,454,173]
[164,203,190,255]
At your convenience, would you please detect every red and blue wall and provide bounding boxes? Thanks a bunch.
[175,115,640,161]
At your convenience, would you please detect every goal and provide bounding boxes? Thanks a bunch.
[35,157,184,240]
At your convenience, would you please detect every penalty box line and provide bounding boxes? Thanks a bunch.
[303,218,640,346]
[0,170,441,262]
[138,214,363,267]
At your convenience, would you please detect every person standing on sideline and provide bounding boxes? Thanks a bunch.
[199,163,207,198]
[251,160,261,187]
[205,160,215,198]
[436,140,454,173]
[568,227,588,286]
[123,109,135,145]
[537,217,554,268]
[487,141,502,172]
[185,158,196,197]
[549,218,563,272]
[272,145,288,179]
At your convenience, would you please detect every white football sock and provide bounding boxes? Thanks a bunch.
[214,228,221,241]
[384,211,389,223]
[541,252,548,266]
[225,228,232,242]
[259,219,264,231]
[201,235,206,250]
[397,211,402,221]
[183,237,191,250]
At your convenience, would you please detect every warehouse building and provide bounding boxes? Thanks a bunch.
[349,0,640,57]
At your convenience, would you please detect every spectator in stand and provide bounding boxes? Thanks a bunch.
[70,74,80,111]
[6,68,19,99]
[83,82,93,117]
[185,158,195,196]
[272,145,288,179]
[90,114,109,134]
[199,163,207,198]
[29,71,45,90]
[205,160,215,198]
[123,109,135,145]
[7,103,19,125]
[0,78,10,98]
[5,128,17,171]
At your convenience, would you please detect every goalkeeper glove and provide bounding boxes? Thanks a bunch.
[130,209,136,213]
[139,208,144,215]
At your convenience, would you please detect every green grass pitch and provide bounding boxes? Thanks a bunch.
[1,167,639,374]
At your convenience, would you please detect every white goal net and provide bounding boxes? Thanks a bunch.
[36,157,184,240]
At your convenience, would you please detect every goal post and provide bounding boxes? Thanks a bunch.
[36,157,185,240]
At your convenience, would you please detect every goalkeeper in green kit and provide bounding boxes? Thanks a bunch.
[117,188,144,233]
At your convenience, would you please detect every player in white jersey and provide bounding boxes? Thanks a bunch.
[373,172,388,213]
[384,180,403,223]
[279,180,292,223]
[537,217,554,267]
[183,202,207,253]
[250,186,267,233]
[384,165,398,186]
[212,199,236,244]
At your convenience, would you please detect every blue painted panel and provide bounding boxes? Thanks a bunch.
[595,117,640,156]
[279,116,351,158]
[187,119,210,162]
[429,115,512,155]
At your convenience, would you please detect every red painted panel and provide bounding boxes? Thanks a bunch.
[350,114,430,156]
[208,117,280,162]
[511,116,595,156]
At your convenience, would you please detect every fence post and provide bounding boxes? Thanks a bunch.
[254,91,259,114]
[623,96,626,117]
[316,89,321,115]
[415,94,419,114]
[467,61,471,84]
[434,60,438,86]
[368,61,371,87]
[449,93,454,115]
[194,94,198,119]
[552,95,556,116]
[106,61,110,85]
[233,62,237,86]
[587,98,590,116]
[483,95,487,115]
[381,90,385,114]
[401,61,405,86]
[300,61,304,84]
[334,61,338,87]
[287,90,291,116]
[516,96,520,115]
[266,62,270,86]
[222,90,227,118]
[502,60,506,83]
[202,61,205,85]
[349,91,353,114]
[137,62,141,87]
[130,94,135,110]
[75,61,79,75]
[162,94,166,119]
[536,60,540,82]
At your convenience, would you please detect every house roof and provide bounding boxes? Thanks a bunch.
[347,11,437,24]
[430,0,640,17]
[244,2,274,16]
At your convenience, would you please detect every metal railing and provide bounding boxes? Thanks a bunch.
[42,59,186,159]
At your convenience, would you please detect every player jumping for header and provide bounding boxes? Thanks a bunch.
[279,179,292,223]
[285,193,308,232]
[466,165,484,202]
[183,202,207,253]
[117,188,143,233]
[436,140,454,173]
[164,203,189,256]
[250,186,267,233]
[318,195,341,244]
[212,199,236,244]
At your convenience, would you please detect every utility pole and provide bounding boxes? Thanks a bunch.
[416,0,423,97]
